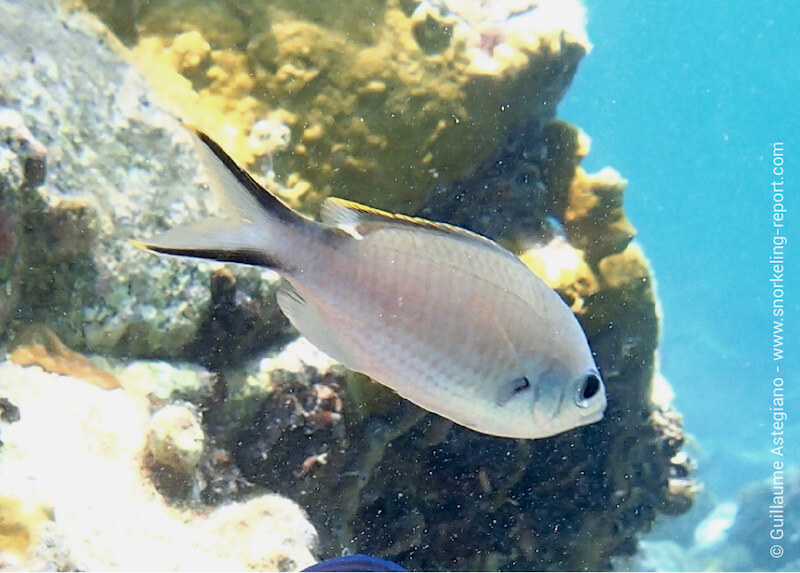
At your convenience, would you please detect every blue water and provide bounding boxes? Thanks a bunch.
[560,0,799,500]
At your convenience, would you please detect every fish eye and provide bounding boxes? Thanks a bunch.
[575,372,602,408]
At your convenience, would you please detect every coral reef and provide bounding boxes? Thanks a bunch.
[728,470,800,570]
[0,108,47,341]
[78,0,590,213]
[0,0,694,570]
[614,470,800,572]
[0,0,292,359]
[0,360,318,571]
[115,359,215,404]
[146,402,206,497]
[417,119,634,260]
[233,343,350,494]
[200,494,318,571]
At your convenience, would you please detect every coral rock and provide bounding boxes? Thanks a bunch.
[117,359,215,404]
[519,236,599,313]
[0,360,317,571]
[0,107,48,188]
[0,0,290,358]
[0,496,54,568]
[565,166,635,264]
[81,0,591,214]
[9,324,120,390]
[146,402,206,475]
[199,495,318,571]
[0,107,47,343]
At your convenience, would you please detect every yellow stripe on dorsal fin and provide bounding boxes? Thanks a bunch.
[319,197,520,262]
[319,196,395,227]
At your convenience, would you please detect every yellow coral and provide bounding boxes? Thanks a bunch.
[131,34,267,167]
[9,324,120,390]
[518,238,599,314]
[597,244,652,290]
[0,496,53,564]
[79,0,590,215]
[564,166,635,264]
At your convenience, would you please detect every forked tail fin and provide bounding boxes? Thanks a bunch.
[134,126,311,270]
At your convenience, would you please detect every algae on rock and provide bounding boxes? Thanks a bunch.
[0,0,292,359]
[79,0,590,214]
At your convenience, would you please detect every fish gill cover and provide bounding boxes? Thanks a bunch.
[0,0,693,570]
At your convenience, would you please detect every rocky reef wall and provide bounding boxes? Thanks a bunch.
[0,0,295,360]
[0,0,694,570]
[78,0,589,213]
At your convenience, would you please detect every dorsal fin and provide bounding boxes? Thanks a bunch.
[319,197,519,262]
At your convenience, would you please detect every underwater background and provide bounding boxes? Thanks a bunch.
[563,0,800,497]
[0,0,797,571]
[562,0,800,569]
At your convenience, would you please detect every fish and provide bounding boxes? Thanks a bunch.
[301,554,407,572]
[134,127,607,439]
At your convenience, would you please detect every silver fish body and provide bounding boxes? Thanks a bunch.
[138,128,607,439]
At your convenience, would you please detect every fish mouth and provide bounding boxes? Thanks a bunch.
[581,394,608,425]
[585,406,605,424]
